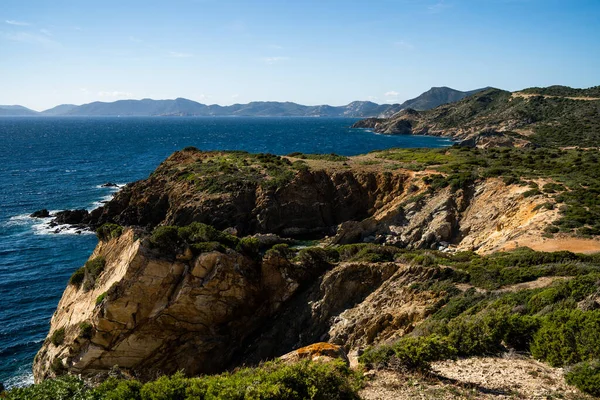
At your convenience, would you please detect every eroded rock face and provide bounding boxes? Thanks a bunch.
[34,231,449,382]
[33,230,332,381]
[86,151,408,237]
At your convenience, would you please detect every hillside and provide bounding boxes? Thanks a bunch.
[12,146,599,398]
[397,86,489,111]
[0,105,38,116]
[0,86,486,118]
[353,86,600,147]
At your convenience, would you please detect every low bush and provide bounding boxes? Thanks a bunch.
[50,328,65,346]
[79,322,93,339]
[565,360,600,397]
[360,335,456,372]
[83,256,106,291]
[6,360,361,400]
[96,223,124,241]
[68,267,85,288]
[531,309,600,367]
[96,292,107,306]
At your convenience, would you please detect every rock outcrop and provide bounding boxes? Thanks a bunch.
[34,149,565,382]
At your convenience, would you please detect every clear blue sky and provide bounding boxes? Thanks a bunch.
[1,0,599,110]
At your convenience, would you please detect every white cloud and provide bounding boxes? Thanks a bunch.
[2,31,60,48]
[169,51,193,58]
[5,20,30,26]
[98,91,133,98]
[263,56,290,64]
[385,91,399,97]
[231,94,240,99]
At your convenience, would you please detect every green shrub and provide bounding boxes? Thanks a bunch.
[149,226,181,253]
[140,371,188,400]
[236,237,260,256]
[4,375,84,399]
[94,377,143,400]
[96,223,124,241]
[190,241,224,254]
[6,360,361,400]
[360,335,456,372]
[69,267,85,288]
[565,360,600,397]
[79,322,93,339]
[82,256,106,291]
[531,309,600,367]
[50,327,65,346]
[96,292,107,305]
[266,243,292,259]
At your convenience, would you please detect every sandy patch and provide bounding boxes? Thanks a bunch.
[501,237,600,254]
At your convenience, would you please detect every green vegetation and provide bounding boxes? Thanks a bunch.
[79,322,93,339]
[83,257,106,291]
[565,361,600,397]
[385,88,600,147]
[68,267,85,288]
[287,152,349,162]
[96,223,124,241]
[358,246,600,394]
[176,151,299,194]
[70,256,107,290]
[6,360,361,400]
[149,222,240,256]
[520,85,600,98]
[376,146,600,237]
[96,292,107,305]
[50,328,65,346]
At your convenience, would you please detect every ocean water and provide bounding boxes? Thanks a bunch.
[0,117,452,387]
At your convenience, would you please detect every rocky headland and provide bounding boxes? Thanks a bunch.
[29,145,600,399]
[352,86,600,148]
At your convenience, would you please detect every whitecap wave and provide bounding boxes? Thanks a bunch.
[31,220,93,236]
[4,370,34,389]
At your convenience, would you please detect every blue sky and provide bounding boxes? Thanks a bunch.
[1,0,599,110]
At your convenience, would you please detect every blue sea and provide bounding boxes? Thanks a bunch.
[0,117,452,388]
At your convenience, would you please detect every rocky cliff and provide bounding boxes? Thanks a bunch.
[34,148,591,382]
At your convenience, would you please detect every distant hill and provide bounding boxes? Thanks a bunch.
[0,87,491,118]
[397,86,490,111]
[58,98,405,118]
[353,85,600,147]
[0,105,39,116]
[40,104,78,116]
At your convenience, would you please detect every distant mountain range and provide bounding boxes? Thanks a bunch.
[0,87,488,118]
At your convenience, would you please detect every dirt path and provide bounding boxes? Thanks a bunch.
[360,355,592,399]
[501,237,600,254]
[512,92,600,101]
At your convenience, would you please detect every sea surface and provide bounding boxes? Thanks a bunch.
[0,117,452,387]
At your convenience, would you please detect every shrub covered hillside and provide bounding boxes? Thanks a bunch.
[376,146,600,236]
[353,246,600,397]
[359,86,600,147]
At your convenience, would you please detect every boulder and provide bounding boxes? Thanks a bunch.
[30,209,50,218]
[53,209,90,225]
[280,343,349,366]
